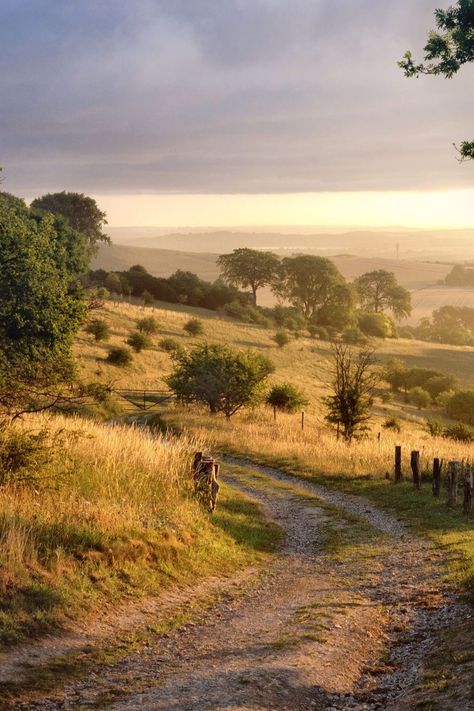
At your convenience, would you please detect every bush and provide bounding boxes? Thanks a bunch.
[222,300,269,326]
[382,417,401,432]
[106,347,133,367]
[0,425,58,487]
[183,318,204,336]
[266,384,309,413]
[380,390,393,403]
[445,389,474,426]
[85,318,110,342]
[424,374,457,402]
[443,423,474,442]
[425,420,444,437]
[142,290,154,305]
[136,316,159,335]
[159,338,183,355]
[342,327,368,345]
[357,311,395,339]
[166,343,274,419]
[126,331,153,353]
[272,331,290,348]
[308,324,329,340]
[407,387,430,410]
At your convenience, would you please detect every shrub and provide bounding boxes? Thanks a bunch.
[357,311,395,339]
[166,343,274,419]
[380,390,393,403]
[183,318,204,336]
[443,423,474,443]
[424,374,457,402]
[106,347,133,367]
[136,316,159,335]
[0,425,60,487]
[222,300,269,326]
[438,389,456,410]
[159,338,183,355]
[266,384,309,413]
[445,389,474,426]
[425,420,444,437]
[308,324,329,340]
[142,290,154,305]
[272,331,290,348]
[382,417,401,432]
[407,387,430,410]
[342,327,368,345]
[126,331,152,353]
[85,318,110,342]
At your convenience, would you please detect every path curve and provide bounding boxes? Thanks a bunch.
[16,458,468,711]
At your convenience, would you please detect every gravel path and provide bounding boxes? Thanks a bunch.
[11,459,470,711]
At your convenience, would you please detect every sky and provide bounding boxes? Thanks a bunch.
[1,0,473,228]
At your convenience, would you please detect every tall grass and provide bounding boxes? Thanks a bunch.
[0,413,266,643]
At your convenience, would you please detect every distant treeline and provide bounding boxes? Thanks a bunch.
[400,305,474,347]
[88,266,252,311]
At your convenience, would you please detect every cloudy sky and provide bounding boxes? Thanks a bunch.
[1,0,473,226]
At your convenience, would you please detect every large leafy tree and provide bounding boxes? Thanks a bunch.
[273,255,354,326]
[31,191,109,255]
[354,270,411,320]
[217,248,280,305]
[0,192,86,417]
[399,0,474,160]
[166,343,274,419]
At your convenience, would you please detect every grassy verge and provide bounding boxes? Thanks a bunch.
[0,414,280,647]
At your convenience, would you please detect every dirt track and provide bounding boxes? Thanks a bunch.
[12,460,469,710]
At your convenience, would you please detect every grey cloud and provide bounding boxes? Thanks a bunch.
[1,0,473,196]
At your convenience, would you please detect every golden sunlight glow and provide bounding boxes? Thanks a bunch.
[95,189,474,229]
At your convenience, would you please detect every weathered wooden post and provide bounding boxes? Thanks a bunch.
[301,412,305,431]
[394,446,403,483]
[463,466,473,514]
[410,450,421,489]
[447,461,459,505]
[273,405,277,422]
[432,458,442,497]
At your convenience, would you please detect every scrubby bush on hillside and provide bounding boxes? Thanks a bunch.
[382,417,401,432]
[357,311,395,339]
[106,347,133,367]
[425,419,444,437]
[136,316,159,334]
[407,387,430,410]
[222,300,270,326]
[342,327,368,345]
[126,331,153,353]
[267,384,308,413]
[159,338,183,355]
[445,389,474,426]
[443,423,474,442]
[183,318,204,336]
[272,331,290,348]
[85,318,110,342]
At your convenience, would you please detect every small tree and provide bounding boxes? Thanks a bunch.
[159,337,183,355]
[126,331,152,353]
[136,316,159,335]
[183,318,204,336]
[407,387,431,410]
[106,347,133,367]
[85,319,110,342]
[267,384,308,413]
[166,343,274,419]
[324,344,379,442]
[272,331,290,348]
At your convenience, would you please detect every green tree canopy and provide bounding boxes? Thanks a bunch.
[354,270,411,319]
[0,192,86,416]
[399,0,474,160]
[166,343,274,419]
[31,191,109,255]
[273,255,354,328]
[217,248,280,305]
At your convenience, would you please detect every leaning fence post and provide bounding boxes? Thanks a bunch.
[301,412,305,431]
[410,450,421,489]
[463,467,473,514]
[432,458,442,497]
[394,446,403,483]
[447,461,459,505]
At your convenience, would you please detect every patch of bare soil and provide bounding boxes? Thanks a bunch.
[6,460,470,711]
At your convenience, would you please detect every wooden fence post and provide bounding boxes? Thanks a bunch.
[432,458,442,497]
[463,467,473,515]
[301,412,305,431]
[273,405,277,422]
[394,446,403,483]
[410,450,421,489]
[447,461,459,505]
